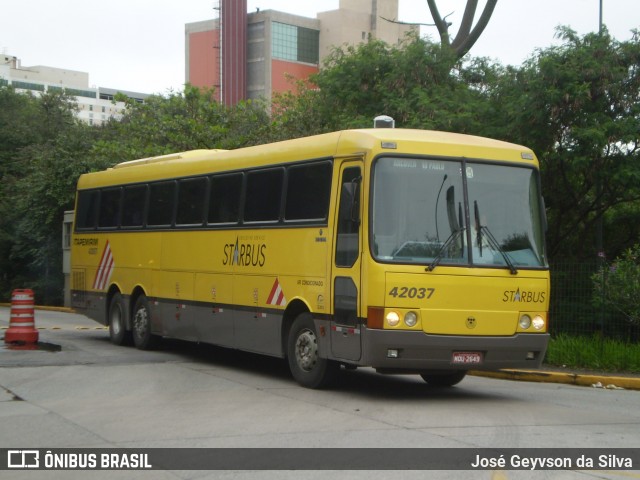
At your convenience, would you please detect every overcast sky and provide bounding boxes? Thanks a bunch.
[1,0,638,94]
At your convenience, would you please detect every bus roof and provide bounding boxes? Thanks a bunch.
[77,129,538,189]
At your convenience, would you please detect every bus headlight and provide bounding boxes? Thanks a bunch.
[519,314,531,329]
[386,311,400,326]
[532,315,546,330]
[404,311,418,327]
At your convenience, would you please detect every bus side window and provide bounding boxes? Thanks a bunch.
[147,181,176,227]
[244,168,284,223]
[208,173,242,225]
[75,190,99,230]
[335,167,361,267]
[284,161,332,221]
[176,177,207,226]
[98,188,122,228]
[121,185,147,228]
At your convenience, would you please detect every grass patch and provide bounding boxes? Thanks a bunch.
[544,334,640,373]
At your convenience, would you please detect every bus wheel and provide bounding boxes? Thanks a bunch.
[132,295,158,350]
[420,371,467,387]
[287,313,338,389]
[108,292,131,346]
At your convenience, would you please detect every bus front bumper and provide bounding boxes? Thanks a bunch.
[360,329,549,373]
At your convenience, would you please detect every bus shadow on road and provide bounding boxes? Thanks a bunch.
[154,337,293,380]
[333,368,509,402]
[152,338,509,402]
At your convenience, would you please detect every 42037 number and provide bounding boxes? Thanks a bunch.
[388,286,435,299]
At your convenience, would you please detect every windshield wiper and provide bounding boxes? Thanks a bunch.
[480,225,518,275]
[474,200,518,275]
[427,228,465,272]
[474,200,483,257]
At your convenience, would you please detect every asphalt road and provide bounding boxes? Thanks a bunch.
[1,307,639,480]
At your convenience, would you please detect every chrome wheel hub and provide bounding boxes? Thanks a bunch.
[295,329,318,371]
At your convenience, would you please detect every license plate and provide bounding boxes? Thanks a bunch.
[452,351,483,364]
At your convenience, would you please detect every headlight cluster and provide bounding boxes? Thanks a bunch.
[519,314,546,331]
[386,310,419,328]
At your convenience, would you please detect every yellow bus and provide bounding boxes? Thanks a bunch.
[71,128,549,388]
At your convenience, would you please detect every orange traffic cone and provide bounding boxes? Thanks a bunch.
[4,289,39,344]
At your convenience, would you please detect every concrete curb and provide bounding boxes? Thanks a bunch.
[470,369,640,391]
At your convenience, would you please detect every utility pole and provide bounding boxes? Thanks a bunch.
[596,0,605,338]
[596,0,604,260]
[599,0,603,34]
[596,0,605,258]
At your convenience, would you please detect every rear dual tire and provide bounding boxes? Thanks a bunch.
[132,295,159,350]
[108,293,131,346]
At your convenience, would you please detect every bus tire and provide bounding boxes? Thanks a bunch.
[287,313,338,389]
[132,295,158,350]
[420,370,467,387]
[108,292,131,346]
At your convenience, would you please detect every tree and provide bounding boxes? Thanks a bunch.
[0,88,89,303]
[10,125,101,304]
[268,77,333,141]
[427,0,498,58]
[294,34,489,132]
[484,28,640,260]
[383,0,497,59]
[92,86,271,164]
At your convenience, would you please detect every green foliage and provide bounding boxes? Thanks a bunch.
[592,245,640,325]
[308,34,488,132]
[545,334,640,373]
[269,80,333,141]
[92,86,271,164]
[267,34,497,137]
[0,88,88,303]
[485,28,640,260]
[0,87,40,171]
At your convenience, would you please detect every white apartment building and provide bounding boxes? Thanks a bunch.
[0,54,148,125]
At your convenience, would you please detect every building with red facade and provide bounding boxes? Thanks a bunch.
[185,0,415,105]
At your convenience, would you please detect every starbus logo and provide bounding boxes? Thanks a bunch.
[502,288,546,303]
[222,237,267,267]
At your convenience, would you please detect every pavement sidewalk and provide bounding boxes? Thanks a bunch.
[471,368,640,391]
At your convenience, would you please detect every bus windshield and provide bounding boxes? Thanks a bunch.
[372,157,547,269]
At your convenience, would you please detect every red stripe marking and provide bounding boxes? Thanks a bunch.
[100,252,114,289]
[267,280,279,304]
[93,241,111,289]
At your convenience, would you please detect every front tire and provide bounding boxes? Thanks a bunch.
[420,370,467,387]
[132,295,158,350]
[287,313,338,389]
[108,292,131,346]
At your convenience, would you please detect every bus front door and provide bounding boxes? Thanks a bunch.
[331,163,362,362]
